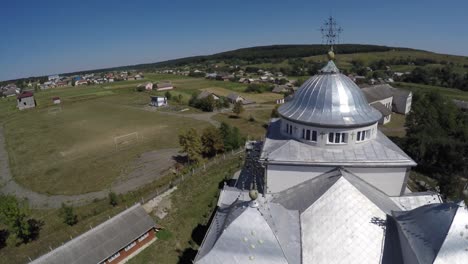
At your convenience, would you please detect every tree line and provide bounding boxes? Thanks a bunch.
[179,122,245,164]
[398,91,468,200]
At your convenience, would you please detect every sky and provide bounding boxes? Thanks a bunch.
[1,0,468,81]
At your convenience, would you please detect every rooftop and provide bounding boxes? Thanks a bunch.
[278,60,382,128]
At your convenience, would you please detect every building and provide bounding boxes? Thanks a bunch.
[195,55,468,264]
[17,91,36,110]
[150,96,168,107]
[138,82,153,91]
[75,80,88,86]
[226,93,254,105]
[52,97,61,104]
[390,87,412,114]
[31,204,158,264]
[370,102,392,124]
[361,84,393,124]
[197,91,220,100]
[156,82,174,91]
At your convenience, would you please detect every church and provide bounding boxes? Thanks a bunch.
[194,52,468,264]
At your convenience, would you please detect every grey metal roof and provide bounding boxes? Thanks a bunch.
[361,84,394,102]
[371,102,392,116]
[433,203,468,264]
[196,186,301,264]
[195,200,295,264]
[392,203,459,264]
[271,168,400,215]
[31,204,156,264]
[278,60,382,128]
[260,119,416,167]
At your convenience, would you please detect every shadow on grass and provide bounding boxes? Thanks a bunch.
[177,247,198,264]
[0,229,9,249]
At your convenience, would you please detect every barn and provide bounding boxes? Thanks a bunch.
[31,204,159,264]
[17,91,36,110]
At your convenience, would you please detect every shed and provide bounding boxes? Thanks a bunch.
[150,96,168,107]
[156,82,174,91]
[17,91,36,110]
[31,204,158,264]
[52,97,61,104]
[197,91,220,100]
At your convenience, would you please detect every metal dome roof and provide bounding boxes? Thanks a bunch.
[278,60,382,128]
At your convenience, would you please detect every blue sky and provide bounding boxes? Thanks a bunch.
[1,0,467,81]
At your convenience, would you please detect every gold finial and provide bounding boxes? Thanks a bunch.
[249,189,258,200]
[327,50,335,61]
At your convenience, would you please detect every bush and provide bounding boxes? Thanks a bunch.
[60,204,78,226]
[109,192,118,207]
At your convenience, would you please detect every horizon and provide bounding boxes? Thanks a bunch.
[1,0,468,81]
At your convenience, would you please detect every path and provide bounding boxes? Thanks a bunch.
[0,125,178,209]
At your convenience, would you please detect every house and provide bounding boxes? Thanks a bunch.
[195,58,468,264]
[227,93,254,105]
[75,80,88,86]
[389,87,412,114]
[371,101,392,124]
[1,85,18,97]
[127,76,136,81]
[197,91,220,100]
[31,204,159,264]
[156,82,174,91]
[135,74,143,80]
[55,81,68,87]
[138,82,153,91]
[361,84,394,124]
[17,91,36,110]
[52,97,61,104]
[272,85,289,93]
[150,96,168,107]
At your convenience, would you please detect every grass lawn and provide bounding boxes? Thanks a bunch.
[128,155,243,264]
[393,82,468,101]
[380,113,407,138]
[212,109,271,140]
[2,86,210,195]
[201,87,282,103]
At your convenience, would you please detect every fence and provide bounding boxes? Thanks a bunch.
[141,148,245,204]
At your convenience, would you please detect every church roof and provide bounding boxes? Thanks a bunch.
[195,195,301,264]
[278,60,382,128]
[260,119,416,167]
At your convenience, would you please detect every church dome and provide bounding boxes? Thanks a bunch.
[278,60,382,128]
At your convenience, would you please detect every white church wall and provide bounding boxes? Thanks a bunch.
[267,164,408,195]
[346,167,408,196]
[266,165,333,193]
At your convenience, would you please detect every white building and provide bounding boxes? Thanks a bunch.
[150,96,168,107]
[195,55,468,264]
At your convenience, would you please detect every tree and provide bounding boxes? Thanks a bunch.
[165,91,172,100]
[232,101,244,117]
[179,128,203,164]
[218,122,244,151]
[0,195,42,244]
[201,127,224,157]
[60,203,78,226]
[109,192,118,207]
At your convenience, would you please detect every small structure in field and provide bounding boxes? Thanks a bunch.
[150,96,168,107]
[197,91,220,100]
[30,204,160,264]
[138,82,153,91]
[17,91,36,110]
[227,93,254,105]
[156,82,174,91]
[52,97,61,104]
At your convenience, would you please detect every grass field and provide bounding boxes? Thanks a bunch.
[393,82,468,101]
[4,92,210,195]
